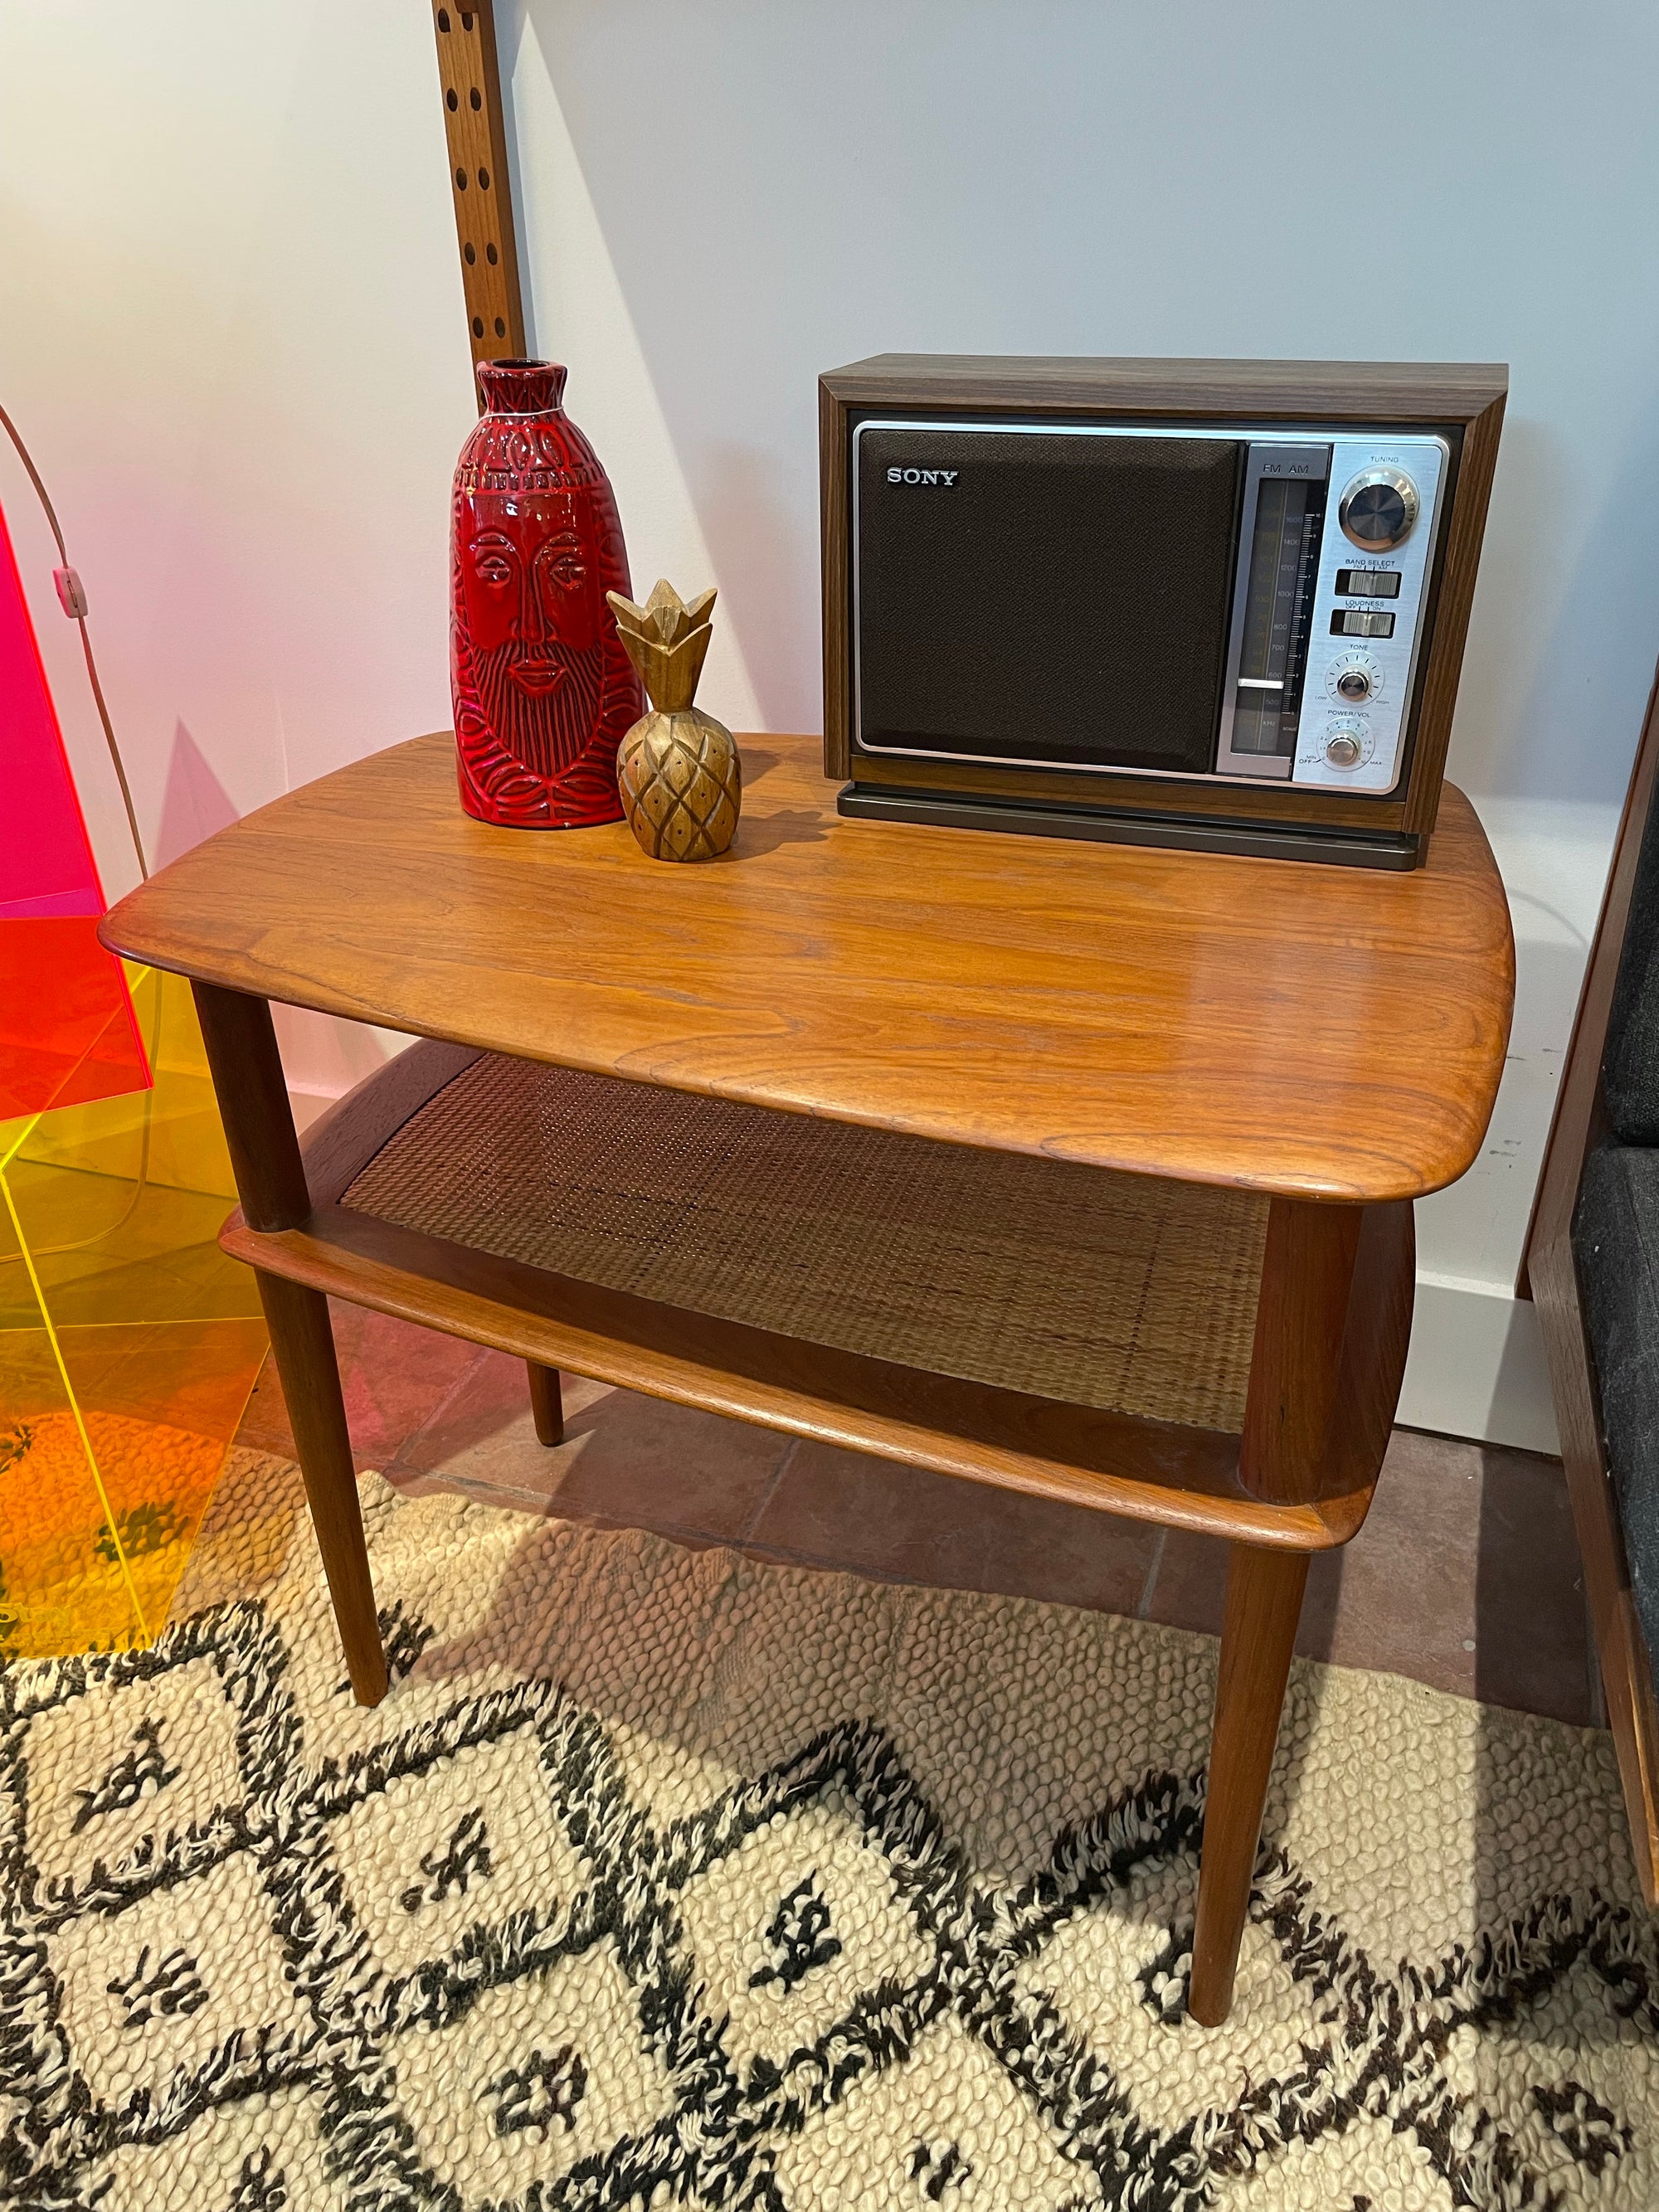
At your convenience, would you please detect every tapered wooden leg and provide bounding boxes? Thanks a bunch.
[527,1362,564,1446]
[188,983,387,1704]
[257,1271,387,1707]
[1189,1542,1310,2026]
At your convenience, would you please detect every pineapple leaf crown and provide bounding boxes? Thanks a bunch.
[606,579,717,713]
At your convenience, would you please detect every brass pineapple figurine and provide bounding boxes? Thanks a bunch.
[606,580,741,861]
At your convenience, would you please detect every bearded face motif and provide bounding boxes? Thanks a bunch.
[458,492,611,780]
[450,358,640,829]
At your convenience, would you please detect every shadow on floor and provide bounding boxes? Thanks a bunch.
[237,1309,1597,1729]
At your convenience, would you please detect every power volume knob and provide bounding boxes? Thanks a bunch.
[1326,730,1365,769]
[1339,467,1419,552]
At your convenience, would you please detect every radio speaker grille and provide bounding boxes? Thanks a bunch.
[854,426,1243,776]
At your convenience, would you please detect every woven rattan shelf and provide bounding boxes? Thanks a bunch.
[341,1053,1270,1436]
[221,1039,1347,1555]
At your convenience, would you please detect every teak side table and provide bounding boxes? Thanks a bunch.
[101,731,1514,2026]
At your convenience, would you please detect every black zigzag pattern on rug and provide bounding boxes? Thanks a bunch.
[0,1593,1653,2210]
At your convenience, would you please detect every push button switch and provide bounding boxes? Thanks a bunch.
[1335,568,1402,599]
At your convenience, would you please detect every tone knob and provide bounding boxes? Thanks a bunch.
[1326,730,1365,769]
[1339,467,1419,552]
[1335,667,1374,702]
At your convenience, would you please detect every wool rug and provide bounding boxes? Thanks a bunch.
[2,1447,1654,2211]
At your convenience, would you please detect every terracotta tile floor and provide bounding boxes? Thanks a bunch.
[235,1305,1597,1728]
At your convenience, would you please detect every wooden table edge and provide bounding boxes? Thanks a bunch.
[94,951,1504,1210]
[96,731,1515,1206]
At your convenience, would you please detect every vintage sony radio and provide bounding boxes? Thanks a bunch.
[821,356,1506,868]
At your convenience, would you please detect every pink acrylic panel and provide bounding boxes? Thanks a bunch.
[0,494,148,1112]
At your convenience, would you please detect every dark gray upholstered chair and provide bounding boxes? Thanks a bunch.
[1530,662,1659,1900]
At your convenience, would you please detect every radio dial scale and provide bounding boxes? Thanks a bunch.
[1217,433,1447,795]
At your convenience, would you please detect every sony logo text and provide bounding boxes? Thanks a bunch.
[887,468,958,485]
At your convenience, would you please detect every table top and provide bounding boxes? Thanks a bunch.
[101,731,1514,1204]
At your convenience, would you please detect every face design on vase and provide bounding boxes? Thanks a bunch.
[459,492,606,777]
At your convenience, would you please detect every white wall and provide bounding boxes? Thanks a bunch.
[0,0,473,1098]
[505,0,1659,1449]
[6,1,1656,1446]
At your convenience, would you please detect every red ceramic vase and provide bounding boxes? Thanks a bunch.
[451,360,642,828]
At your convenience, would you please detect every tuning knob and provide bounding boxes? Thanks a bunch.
[1339,467,1419,552]
[1325,728,1365,769]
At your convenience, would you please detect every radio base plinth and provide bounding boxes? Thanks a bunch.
[836,784,1423,870]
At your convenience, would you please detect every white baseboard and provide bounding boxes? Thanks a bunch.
[1398,1275,1559,1455]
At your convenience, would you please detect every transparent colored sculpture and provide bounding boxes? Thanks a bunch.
[0,494,267,1657]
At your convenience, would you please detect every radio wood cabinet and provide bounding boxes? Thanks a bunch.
[821,355,1507,868]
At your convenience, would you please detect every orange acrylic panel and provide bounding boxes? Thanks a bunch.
[1,967,269,1656]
